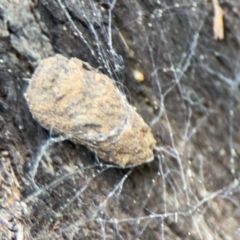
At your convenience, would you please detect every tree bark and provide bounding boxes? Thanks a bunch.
[0,0,240,239]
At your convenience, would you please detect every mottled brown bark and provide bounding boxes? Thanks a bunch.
[1,0,240,239]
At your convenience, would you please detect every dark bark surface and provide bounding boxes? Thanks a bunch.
[1,0,240,239]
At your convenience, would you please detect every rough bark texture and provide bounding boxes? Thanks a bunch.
[1,0,240,239]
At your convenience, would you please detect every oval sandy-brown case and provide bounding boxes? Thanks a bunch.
[24,54,156,167]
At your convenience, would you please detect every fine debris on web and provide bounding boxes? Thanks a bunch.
[24,54,156,167]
